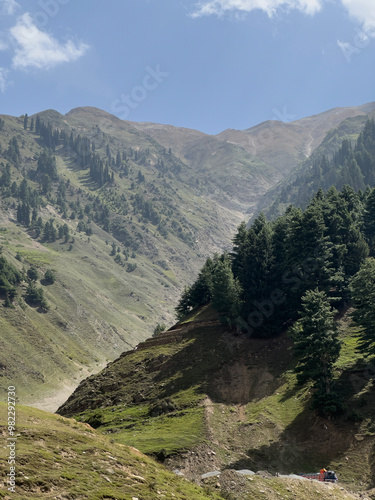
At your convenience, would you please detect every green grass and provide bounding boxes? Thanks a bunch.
[246,371,311,428]
[112,407,205,455]
[0,404,223,499]
[13,248,54,266]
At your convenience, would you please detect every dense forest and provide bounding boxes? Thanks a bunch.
[177,179,375,413]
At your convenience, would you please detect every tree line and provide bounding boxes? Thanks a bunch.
[266,118,375,219]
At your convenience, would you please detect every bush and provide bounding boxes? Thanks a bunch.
[27,266,39,282]
[346,409,364,422]
[153,323,167,337]
[25,282,48,311]
[126,263,137,273]
[44,269,55,284]
[311,390,344,417]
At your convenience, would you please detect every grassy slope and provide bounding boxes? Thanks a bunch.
[0,404,359,500]
[0,404,223,500]
[58,306,375,494]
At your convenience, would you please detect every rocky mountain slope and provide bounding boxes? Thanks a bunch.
[252,109,375,221]
[133,102,375,179]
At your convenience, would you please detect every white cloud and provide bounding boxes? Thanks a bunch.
[191,0,324,18]
[0,67,9,92]
[191,0,375,33]
[10,13,89,70]
[0,0,19,15]
[340,0,375,33]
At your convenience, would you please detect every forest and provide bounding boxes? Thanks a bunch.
[176,120,375,415]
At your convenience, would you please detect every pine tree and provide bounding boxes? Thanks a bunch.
[351,259,375,354]
[35,115,41,134]
[363,188,375,255]
[231,221,248,282]
[290,289,341,413]
[211,254,242,325]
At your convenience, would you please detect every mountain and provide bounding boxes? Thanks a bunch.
[1,102,375,411]
[0,107,277,410]
[56,181,375,497]
[133,102,375,181]
[253,111,375,221]
[216,102,375,176]
[56,305,374,497]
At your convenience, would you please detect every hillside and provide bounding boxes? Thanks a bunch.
[0,404,224,499]
[252,111,375,221]
[57,306,375,498]
[57,182,375,497]
[0,107,277,409]
[0,403,361,500]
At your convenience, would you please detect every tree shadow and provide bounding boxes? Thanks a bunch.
[226,359,375,483]
[152,326,292,405]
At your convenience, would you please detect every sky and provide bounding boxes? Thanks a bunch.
[0,0,374,134]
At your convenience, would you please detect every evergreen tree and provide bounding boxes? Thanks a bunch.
[35,115,41,134]
[0,164,11,187]
[44,269,56,284]
[351,259,375,354]
[363,188,375,255]
[37,150,58,179]
[231,221,248,282]
[175,286,192,321]
[27,266,39,282]
[23,113,28,130]
[211,254,242,325]
[291,289,341,413]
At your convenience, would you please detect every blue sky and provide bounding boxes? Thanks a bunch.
[0,0,374,134]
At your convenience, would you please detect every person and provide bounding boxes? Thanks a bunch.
[319,468,327,481]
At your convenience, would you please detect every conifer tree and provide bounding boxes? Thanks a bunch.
[363,188,375,255]
[351,259,375,354]
[291,289,341,413]
[211,254,242,325]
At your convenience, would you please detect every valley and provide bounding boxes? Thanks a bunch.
[1,102,375,499]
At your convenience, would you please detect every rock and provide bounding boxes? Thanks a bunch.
[236,469,255,476]
[173,469,184,476]
[131,474,146,482]
[201,471,221,479]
